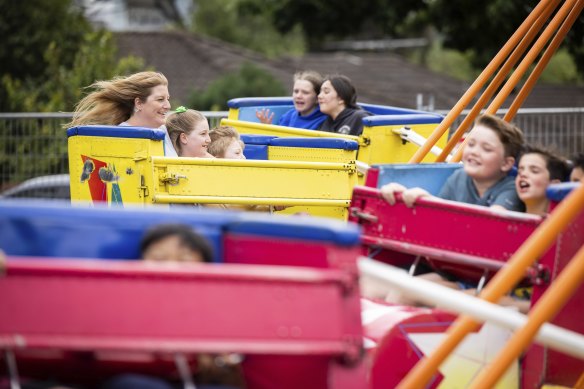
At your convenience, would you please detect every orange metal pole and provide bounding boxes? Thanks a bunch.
[452,0,578,163]
[485,0,579,115]
[435,0,559,162]
[396,183,584,389]
[407,0,555,164]
[505,0,584,122]
[470,242,584,389]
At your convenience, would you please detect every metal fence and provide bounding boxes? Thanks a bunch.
[0,112,227,191]
[435,107,584,156]
[1,108,583,191]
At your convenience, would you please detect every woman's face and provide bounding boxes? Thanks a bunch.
[462,125,511,183]
[135,84,171,128]
[292,79,318,116]
[223,139,246,159]
[516,153,551,204]
[180,120,211,158]
[318,80,345,117]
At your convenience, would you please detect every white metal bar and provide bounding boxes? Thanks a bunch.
[392,127,450,160]
[358,257,584,360]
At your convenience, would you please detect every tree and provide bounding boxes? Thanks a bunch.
[188,63,286,111]
[270,0,427,49]
[0,0,90,82]
[429,0,584,79]
[192,0,305,58]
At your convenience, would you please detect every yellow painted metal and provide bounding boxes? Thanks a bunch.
[221,118,448,165]
[268,146,356,164]
[152,157,356,202]
[358,122,447,165]
[68,134,164,206]
[222,118,361,141]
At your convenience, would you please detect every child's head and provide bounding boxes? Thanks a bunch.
[515,145,569,214]
[570,153,584,182]
[462,114,524,183]
[292,70,323,116]
[166,107,210,157]
[140,223,214,263]
[208,126,246,159]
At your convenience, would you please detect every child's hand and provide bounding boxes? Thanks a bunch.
[401,187,430,208]
[255,108,275,124]
[380,182,407,205]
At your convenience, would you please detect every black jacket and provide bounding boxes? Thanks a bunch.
[318,107,372,136]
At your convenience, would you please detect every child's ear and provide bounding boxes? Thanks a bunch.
[501,156,515,173]
[180,132,188,145]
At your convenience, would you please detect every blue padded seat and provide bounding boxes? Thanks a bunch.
[240,134,277,160]
[546,182,580,202]
[0,200,361,262]
[374,163,462,195]
[363,114,443,127]
[67,125,166,140]
[227,98,444,125]
[269,137,359,151]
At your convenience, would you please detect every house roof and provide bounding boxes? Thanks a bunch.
[115,31,584,110]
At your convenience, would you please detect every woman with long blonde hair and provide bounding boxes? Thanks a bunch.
[67,71,176,156]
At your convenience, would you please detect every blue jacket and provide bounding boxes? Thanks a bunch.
[278,107,327,130]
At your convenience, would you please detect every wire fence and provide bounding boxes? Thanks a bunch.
[1,108,583,191]
[435,107,584,156]
[0,112,226,191]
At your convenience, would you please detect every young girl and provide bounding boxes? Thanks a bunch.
[166,106,212,158]
[256,70,326,130]
[515,145,570,216]
[317,74,372,136]
[208,126,246,159]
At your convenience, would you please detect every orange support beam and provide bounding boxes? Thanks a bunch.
[470,242,584,388]
[452,0,580,162]
[505,0,584,122]
[407,0,556,164]
[396,182,584,389]
[435,0,560,162]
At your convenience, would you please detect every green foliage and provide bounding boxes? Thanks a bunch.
[0,0,147,186]
[0,0,90,81]
[188,63,286,111]
[2,31,145,112]
[408,41,479,82]
[192,0,305,58]
[539,49,582,85]
[427,0,584,80]
[271,0,427,48]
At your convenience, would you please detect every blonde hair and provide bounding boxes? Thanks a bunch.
[166,109,208,155]
[208,126,244,158]
[66,71,168,128]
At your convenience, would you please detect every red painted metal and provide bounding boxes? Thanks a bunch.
[0,257,365,388]
[349,185,546,283]
[361,299,456,389]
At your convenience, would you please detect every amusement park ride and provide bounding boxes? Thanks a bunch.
[1,0,584,387]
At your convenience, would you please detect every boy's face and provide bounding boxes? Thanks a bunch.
[516,153,551,204]
[224,139,246,159]
[142,235,204,263]
[462,125,512,183]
